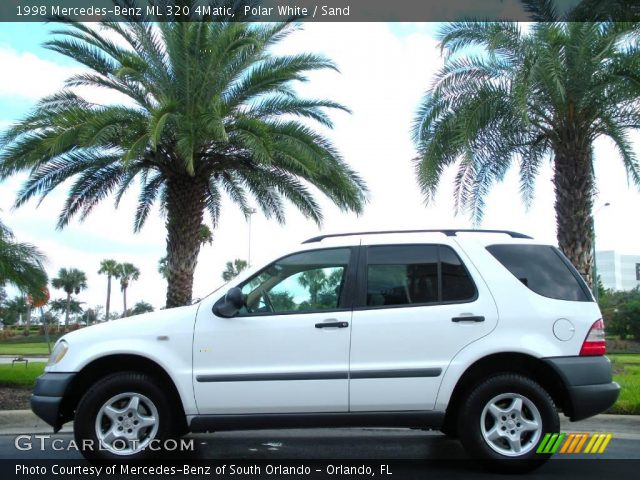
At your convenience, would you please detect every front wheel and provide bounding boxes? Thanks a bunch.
[74,372,175,460]
[457,374,559,472]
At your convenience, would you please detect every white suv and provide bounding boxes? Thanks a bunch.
[32,229,619,469]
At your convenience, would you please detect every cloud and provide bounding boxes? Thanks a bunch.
[0,45,133,107]
[0,47,76,100]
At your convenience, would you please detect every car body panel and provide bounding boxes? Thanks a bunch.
[33,230,616,434]
[45,305,199,414]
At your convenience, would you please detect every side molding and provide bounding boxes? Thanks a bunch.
[189,411,445,432]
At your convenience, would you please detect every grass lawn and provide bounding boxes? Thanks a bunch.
[0,363,45,387]
[609,354,640,415]
[0,333,62,355]
[0,342,51,355]
[0,333,62,344]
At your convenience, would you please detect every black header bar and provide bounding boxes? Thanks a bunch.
[1,0,638,23]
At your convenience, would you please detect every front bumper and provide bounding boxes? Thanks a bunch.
[543,356,620,421]
[30,372,75,432]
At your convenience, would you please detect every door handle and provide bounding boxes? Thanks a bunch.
[451,315,485,323]
[315,321,349,328]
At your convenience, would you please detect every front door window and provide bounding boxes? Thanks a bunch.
[239,248,351,315]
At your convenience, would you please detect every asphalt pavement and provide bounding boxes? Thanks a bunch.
[1,427,639,460]
[0,414,638,478]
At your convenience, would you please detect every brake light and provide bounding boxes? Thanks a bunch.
[580,319,606,356]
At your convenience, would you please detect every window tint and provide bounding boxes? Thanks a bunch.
[239,248,350,314]
[486,244,591,302]
[440,247,477,301]
[366,245,476,307]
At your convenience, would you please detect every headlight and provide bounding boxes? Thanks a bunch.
[47,340,68,366]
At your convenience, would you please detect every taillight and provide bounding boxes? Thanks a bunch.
[580,319,606,356]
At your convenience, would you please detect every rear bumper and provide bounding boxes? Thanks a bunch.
[543,356,620,421]
[30,372,75,432]
[566,382,620,421]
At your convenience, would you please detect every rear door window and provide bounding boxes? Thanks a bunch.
[486,244,592,302]
[365,245,476,307]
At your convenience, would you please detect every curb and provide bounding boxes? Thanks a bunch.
[0,355,48,359]
[0,410,73,435]
[0,410,638,436]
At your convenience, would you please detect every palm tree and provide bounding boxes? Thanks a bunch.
[98,259,119,322]
[298,269,328,305]
[412,16,640,286]
[159,224,212,279]
[0,7,367,308]
[117,263,140,317]
[222,259,248,281]
[51,268,87,330]
[0,218,48,299]
[2,296,29,326]
[130,301,154,316]
[49,297,83,333]
[198,225,214,246]
[158,257,169,280]
[49,297,84,321]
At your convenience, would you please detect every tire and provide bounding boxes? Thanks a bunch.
[74,372,176,460]
[457,373,559,472]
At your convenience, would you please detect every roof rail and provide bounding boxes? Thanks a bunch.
[302,229,532,244]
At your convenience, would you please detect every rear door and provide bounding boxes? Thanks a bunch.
[348,240,498,411]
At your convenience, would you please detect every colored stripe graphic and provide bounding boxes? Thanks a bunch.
[537,433,552,453]
[571,433,589,453]
[559,434,575,454]
[597,433,613,453]
[585,433,613,454]
[538,433,612,454]
[537,433,566,453]
[559,433,589,453]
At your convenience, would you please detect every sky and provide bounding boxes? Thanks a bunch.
[0,21,639,314]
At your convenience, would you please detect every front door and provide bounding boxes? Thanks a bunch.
[193,247,356,414]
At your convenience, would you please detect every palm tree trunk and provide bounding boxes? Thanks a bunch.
[122,287,127,317]
[553,143,595,287]
[106,274,111,321]
[64,292,71,331]
[165,176,207,308]
[25,303,32,336]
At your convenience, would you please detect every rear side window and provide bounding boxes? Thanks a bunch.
[365,245,476,307]
[486,244,591,302]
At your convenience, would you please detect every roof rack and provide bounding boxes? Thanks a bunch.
[302,229,532,244]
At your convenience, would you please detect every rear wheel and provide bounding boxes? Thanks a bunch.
[457,374,559,472]
[74,372,175,460]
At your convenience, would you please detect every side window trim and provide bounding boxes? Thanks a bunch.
[552,247,594,301]
[234,246,359,317]
[437,246,443,303]
[354,243,478,311]
[340,245,360,310]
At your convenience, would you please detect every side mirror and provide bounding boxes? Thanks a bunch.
[213,287,245,318]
